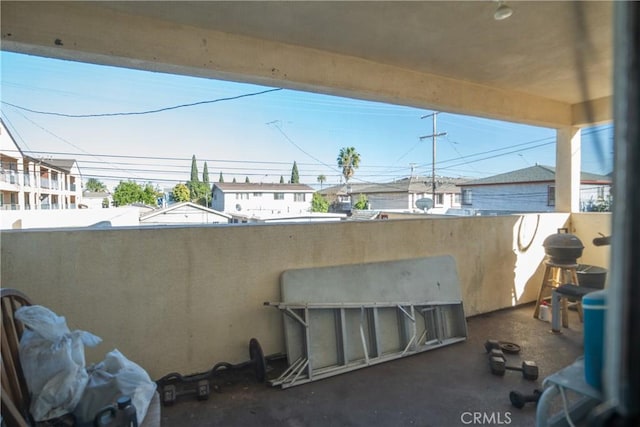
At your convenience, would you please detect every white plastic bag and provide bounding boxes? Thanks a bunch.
[15,305,101,421]
[73,349,157,426]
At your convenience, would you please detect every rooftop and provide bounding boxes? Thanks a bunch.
[214,182,315,193]
[462,165,612,187]
[321,176,466,196]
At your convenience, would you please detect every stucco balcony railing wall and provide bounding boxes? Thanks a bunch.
[0,213,610,379]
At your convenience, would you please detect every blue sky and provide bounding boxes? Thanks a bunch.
[0,52,613,190]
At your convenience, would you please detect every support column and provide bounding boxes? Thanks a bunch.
[555,127,581,212]
[16,159,25,210]
[34,162,41,209]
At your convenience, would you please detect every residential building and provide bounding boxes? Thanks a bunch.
[458,165,612,214]
[140,202,231,225]
[81,190,112,209]
[1,120,82,211]
[319,176,465,214]
[211,182,315,217]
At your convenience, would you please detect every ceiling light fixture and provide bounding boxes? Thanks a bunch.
[494,1,513,21]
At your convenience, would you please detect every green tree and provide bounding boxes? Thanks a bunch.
[142,183,160,205]
[203,162,210,185]
[291,161,300,184]
[219,172,224,183]
[101,198,110,208]
[337,147,361,183]
[353,194,369,210]
[190,155,199,183]
[113,181,142,207]
[245,176,250,183]
[233,177,237,183]
[186,155,209,204]
[317,174,326,189]
[279,175,285,184]
[193,183,210,205]
[311,192,329,213]
[85,178,107,192]
[112,181,159,207]
[201,163,211,206]
[172,183,190,202]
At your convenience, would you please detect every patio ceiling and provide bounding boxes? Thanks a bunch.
[1,1,613,128]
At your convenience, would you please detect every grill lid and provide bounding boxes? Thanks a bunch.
[543,228,584,250]
[542,228,584,264]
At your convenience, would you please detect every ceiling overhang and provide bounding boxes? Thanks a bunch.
[1,1,613,129]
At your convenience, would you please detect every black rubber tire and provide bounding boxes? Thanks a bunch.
[249,338,267,382]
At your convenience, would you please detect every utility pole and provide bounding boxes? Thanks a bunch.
[420,113,447,208]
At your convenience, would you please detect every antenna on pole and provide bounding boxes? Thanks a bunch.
[420,112,447,209]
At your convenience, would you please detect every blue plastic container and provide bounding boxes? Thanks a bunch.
[583,290,607,391]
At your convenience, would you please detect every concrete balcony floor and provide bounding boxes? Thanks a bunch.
[159,304,586,427]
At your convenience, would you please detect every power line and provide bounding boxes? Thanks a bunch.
[0,112,32,152]
[2,109,612,189]
[1,88,283,118]
[438,140,556,172]
[267,121,342,175]
[5,110,146,180]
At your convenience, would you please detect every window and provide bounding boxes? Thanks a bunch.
[454,193,461,205]
[274,193,284,200]
[462,189,472,205]
[253,192,262,197]
[547,185,555,206]
[294,193,306,202]
[235,193,249,200]
[435,193,444,206]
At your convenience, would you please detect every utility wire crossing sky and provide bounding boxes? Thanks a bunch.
[0,52,614,190]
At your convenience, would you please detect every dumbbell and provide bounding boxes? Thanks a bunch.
[489,349,539,380]
[485,339,501,353]
[509,389,543,409]
[161,379,210,406]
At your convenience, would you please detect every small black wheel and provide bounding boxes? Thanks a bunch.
[500,342,521,354]
[249,338,267,382]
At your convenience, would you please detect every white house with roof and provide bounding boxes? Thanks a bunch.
[140,201,231,225]
[458,165,612,214]
[319,176,465,214]
[81,190,112,209]
[211,182,315,217]
[1,119,82,211]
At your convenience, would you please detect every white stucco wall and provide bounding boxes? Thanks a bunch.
[2,213,609,379]
[0,207,140,229]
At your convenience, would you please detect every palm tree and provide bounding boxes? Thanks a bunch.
[337,147,361,184]
[85,178,107,192]
[317,174,327,189]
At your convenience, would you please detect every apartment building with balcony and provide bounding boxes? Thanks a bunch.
[0,119,82,211]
